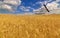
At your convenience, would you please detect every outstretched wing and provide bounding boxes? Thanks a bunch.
[43,4,50,12]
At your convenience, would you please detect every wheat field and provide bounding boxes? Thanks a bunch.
[0,14,60,38]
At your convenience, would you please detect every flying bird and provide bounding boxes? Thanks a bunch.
[43,4,50,12]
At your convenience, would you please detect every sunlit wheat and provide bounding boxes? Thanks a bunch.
[0,14,60,38]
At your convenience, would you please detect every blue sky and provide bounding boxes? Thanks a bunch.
[0,0,60,14]
[17,0,55,12]
[17,0,56,13]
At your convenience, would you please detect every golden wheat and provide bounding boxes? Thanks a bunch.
[0,14,60,38]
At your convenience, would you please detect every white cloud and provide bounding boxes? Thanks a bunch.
[33,0,60,14]
[0,0,21,13]
[47,2,59,10]
[1,4,12,11]
[3,0,21,6]
[24,12,34,15]
[55,0,60,2]
[19,6,30,11]
[33,7,47,14]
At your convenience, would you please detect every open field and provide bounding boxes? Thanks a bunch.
[0,14,60,38]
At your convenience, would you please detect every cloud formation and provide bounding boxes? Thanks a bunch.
[33,0,60,14]
[47,2,59,10]
[19,6,30,12]
[0,0,21,13]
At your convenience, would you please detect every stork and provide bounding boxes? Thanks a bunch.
[43,4,50,12]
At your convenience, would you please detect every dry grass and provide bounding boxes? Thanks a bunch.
[0,14,60,38]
